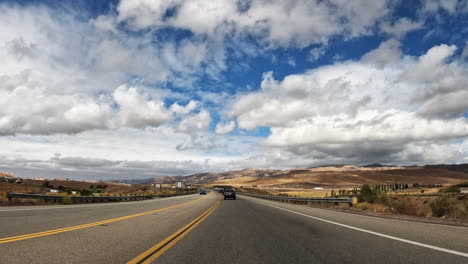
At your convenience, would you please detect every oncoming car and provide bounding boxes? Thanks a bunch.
[223,189,236,200]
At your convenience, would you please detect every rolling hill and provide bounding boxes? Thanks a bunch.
[151,164,468,187]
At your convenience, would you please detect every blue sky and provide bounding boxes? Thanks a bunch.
[1,0,468,180]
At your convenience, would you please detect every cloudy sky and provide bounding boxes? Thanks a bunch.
[1,0,468,180]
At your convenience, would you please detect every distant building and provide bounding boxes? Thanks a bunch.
[175,181,186,189]
[213,185,232,191]
[50,189,59,193]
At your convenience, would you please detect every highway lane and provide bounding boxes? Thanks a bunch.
[0,192,219,263]
[156,194,468,264]
[0,193,204,238]
[1,192,467,263]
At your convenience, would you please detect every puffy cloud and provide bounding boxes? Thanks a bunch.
[417,90,468,118]
[170,100,199,116]
[113,85,172,128]
[229,42,468,162]
[215,121,236,134]
[177,110,211,132]
[265,110,468,147]
[63,102,111,131]
[421,0,463,14]
[230,63,398,130]
[406,44,457,83]
[462,41,468,58]
[362,39,402,67]
[0,4,213,135]
[5,38,39,60]
[0,4,175,93]
[117,0,391,48]
[2,1,468,180]
[0,71,111,135]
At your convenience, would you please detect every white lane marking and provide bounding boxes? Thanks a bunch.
[0,194,192,212]
[247,198,468,258]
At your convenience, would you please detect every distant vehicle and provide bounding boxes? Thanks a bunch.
[218,189,225,193]
[224,189,236,200]
[199,190,206,195]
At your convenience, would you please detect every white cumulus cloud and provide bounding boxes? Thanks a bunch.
[216,121,236,134]
[177,110,211,132]
[113,85,172,128]
[117,0,391,48]
[229,42,468,162]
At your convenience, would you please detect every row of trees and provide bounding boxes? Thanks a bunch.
[41,181,108,195]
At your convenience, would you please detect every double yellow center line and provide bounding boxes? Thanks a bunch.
[128,196,222,264]
[0,195,208,244]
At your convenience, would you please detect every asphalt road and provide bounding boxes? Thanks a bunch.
[1,192,467,264]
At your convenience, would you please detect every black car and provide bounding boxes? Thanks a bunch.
[199,190,206,195]
[224,189,236,200]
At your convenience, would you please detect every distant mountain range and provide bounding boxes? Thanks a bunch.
[363,163,398,168]
[113,164,468,187]
[151,168,283,184]
[4,164,468,187]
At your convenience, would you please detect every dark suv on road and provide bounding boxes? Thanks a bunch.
[224,189,236,200]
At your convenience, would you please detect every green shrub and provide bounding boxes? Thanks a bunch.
[356,202,371,211]
[42,181,53,188]
[439,185,461,193]
[390,197,431,217]
[457,182,468,188]
[357,184,389,204]
[375,191,390,205]
[357,184,377,203]
[430,196,467,219]
[80,189,92,196]
[61,196,72,204]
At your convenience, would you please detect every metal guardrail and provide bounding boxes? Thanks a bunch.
[239,192,358,206]
[6,191,195,203]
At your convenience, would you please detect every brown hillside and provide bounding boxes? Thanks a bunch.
[153,168,282,184]
[159,165,468,187]
[0,178,134,194]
